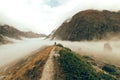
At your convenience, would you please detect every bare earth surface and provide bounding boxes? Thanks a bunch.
[0,46,54,80]
[40,47,55,80]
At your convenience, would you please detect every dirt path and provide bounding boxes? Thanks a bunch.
[0,45,60,80]
[40,47,56,80]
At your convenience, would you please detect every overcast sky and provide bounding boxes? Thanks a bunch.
[0,0,120,35]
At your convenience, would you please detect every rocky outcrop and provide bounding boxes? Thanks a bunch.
[104,43,112,52]
[0,35,11,44]
[51,10,120,41]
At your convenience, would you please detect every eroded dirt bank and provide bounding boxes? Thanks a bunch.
[0,46,54,80]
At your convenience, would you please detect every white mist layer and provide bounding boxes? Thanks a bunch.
[0,38,119,67]
[56,40,120,66]
[0,38,54,67]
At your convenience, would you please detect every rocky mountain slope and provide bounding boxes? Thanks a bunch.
[0,44,120,80]
[0,35,11,44]
[50,10,120,41]
[0,24,46,40]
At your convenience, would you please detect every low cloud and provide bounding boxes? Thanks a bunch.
[0,0,120,34]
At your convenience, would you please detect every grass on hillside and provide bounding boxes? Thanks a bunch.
[102,64,120,76]
[57,44,116,80]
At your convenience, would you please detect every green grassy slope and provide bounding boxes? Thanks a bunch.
[57,44,116,80]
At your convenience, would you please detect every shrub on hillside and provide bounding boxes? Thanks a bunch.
[102,64,120,76]
[102,64,116,73]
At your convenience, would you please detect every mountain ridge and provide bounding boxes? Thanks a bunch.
[50,10,120,41]
[0,24,46,39]
[0,24,46,44]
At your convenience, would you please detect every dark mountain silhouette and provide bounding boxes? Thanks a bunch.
[50,10,120,41]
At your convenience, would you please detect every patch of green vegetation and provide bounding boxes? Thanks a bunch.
[82,55,94,60]
[56,43,71,51]
[56,43,64,47]
[58,48,116,80]
[98,72,116,80]
[63,47,71,52]
[102,64,120,76]
[102,64,117,73]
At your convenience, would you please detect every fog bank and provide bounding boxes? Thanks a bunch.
[56,40,120,66]
[0,38,119,67]
[0,38,54,67]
